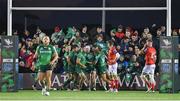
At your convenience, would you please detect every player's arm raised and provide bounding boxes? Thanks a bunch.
[140,43,147,54]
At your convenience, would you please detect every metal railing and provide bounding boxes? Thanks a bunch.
[7,0,171,36]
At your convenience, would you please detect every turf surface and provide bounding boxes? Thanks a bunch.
[0,90,180,101]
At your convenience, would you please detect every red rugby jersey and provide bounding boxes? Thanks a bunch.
[145,47,156,65]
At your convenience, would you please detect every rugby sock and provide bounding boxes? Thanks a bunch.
[40,81,45,89]
[109,80,114,89]
[151,82,155,91]
[144,80,151,88]
[111,80,115,89]
[108,81,112,89]
[115,80,119,89]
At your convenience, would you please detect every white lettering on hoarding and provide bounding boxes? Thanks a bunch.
[51,75,147,88]
[52,75,61,86]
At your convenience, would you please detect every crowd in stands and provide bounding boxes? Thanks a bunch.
[17,24,180,81]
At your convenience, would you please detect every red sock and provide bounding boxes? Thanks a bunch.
[151,82,155,91]
[113,80,116,89]
[108,80,113,89]
[144,80,151,88]
[109,80,114,89]
[115,80,119,89]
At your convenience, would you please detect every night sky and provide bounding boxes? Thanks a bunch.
[0,0,180,34]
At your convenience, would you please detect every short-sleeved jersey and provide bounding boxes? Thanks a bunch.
[145,47,156,65]
[95,52,106,67]
[108,46,117,65]
[76,51,87,68]
[36,44,57,66]
[69,51,77,66]
[63,52,69,67]
[86,52,94,67]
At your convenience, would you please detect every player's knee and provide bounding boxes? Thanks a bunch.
[140,74,146,80]
[103,76,108,82]
[38,76,44,81]
[149,74,155,82]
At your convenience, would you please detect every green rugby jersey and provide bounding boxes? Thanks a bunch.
[86,52,94,67]
[95,52,106,67]
[76,51,87,68]
[36,44,57,66]
[69,51,77,66]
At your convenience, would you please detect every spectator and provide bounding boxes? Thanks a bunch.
[21,30,32,43]
[160,26,166,36]
[69,31,82,46]
[110,28,116,43]
[129,31,139,47]
[31,38,39,50]
[129,55,141,75]
[17,24,165,77]
[143,27,151,35]
[80,25,89,44]
[116,45,123,55]
[13,30,18,35]
[65,27,76,39]
[153,28,161,51]
[147,33,152,40]
[139,32,148,49]
[0,48,1,72]
[125,27,133,35]
[96,26,105,35]
[126,45,134,58]
[120,37,130,54]
[35,27,46,42]
[125,30,131,38]
[134,46,145,69]
[115,25,125,44]
[26,39,34,52]
[172,29,178,36]
[51,26,65,45]
[96,26,106,40]
[178,28,180,36]
[94,34,107,53]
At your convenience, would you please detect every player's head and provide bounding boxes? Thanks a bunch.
[42,36,50,45]
[146,39,153,47]
[72,45,80,52]
[96,26,102,33]
[95,45,101,52]
[107,40,114,48]
[117,25,123,32]
[97,34,103,42]
[65,45,71,52]
[81,45,86,52]
[84,45,91,53]
[131,55,137,62]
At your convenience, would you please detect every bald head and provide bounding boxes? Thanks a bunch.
[42,36,50,45]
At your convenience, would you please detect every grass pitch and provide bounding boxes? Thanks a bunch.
[0,90,180,101]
